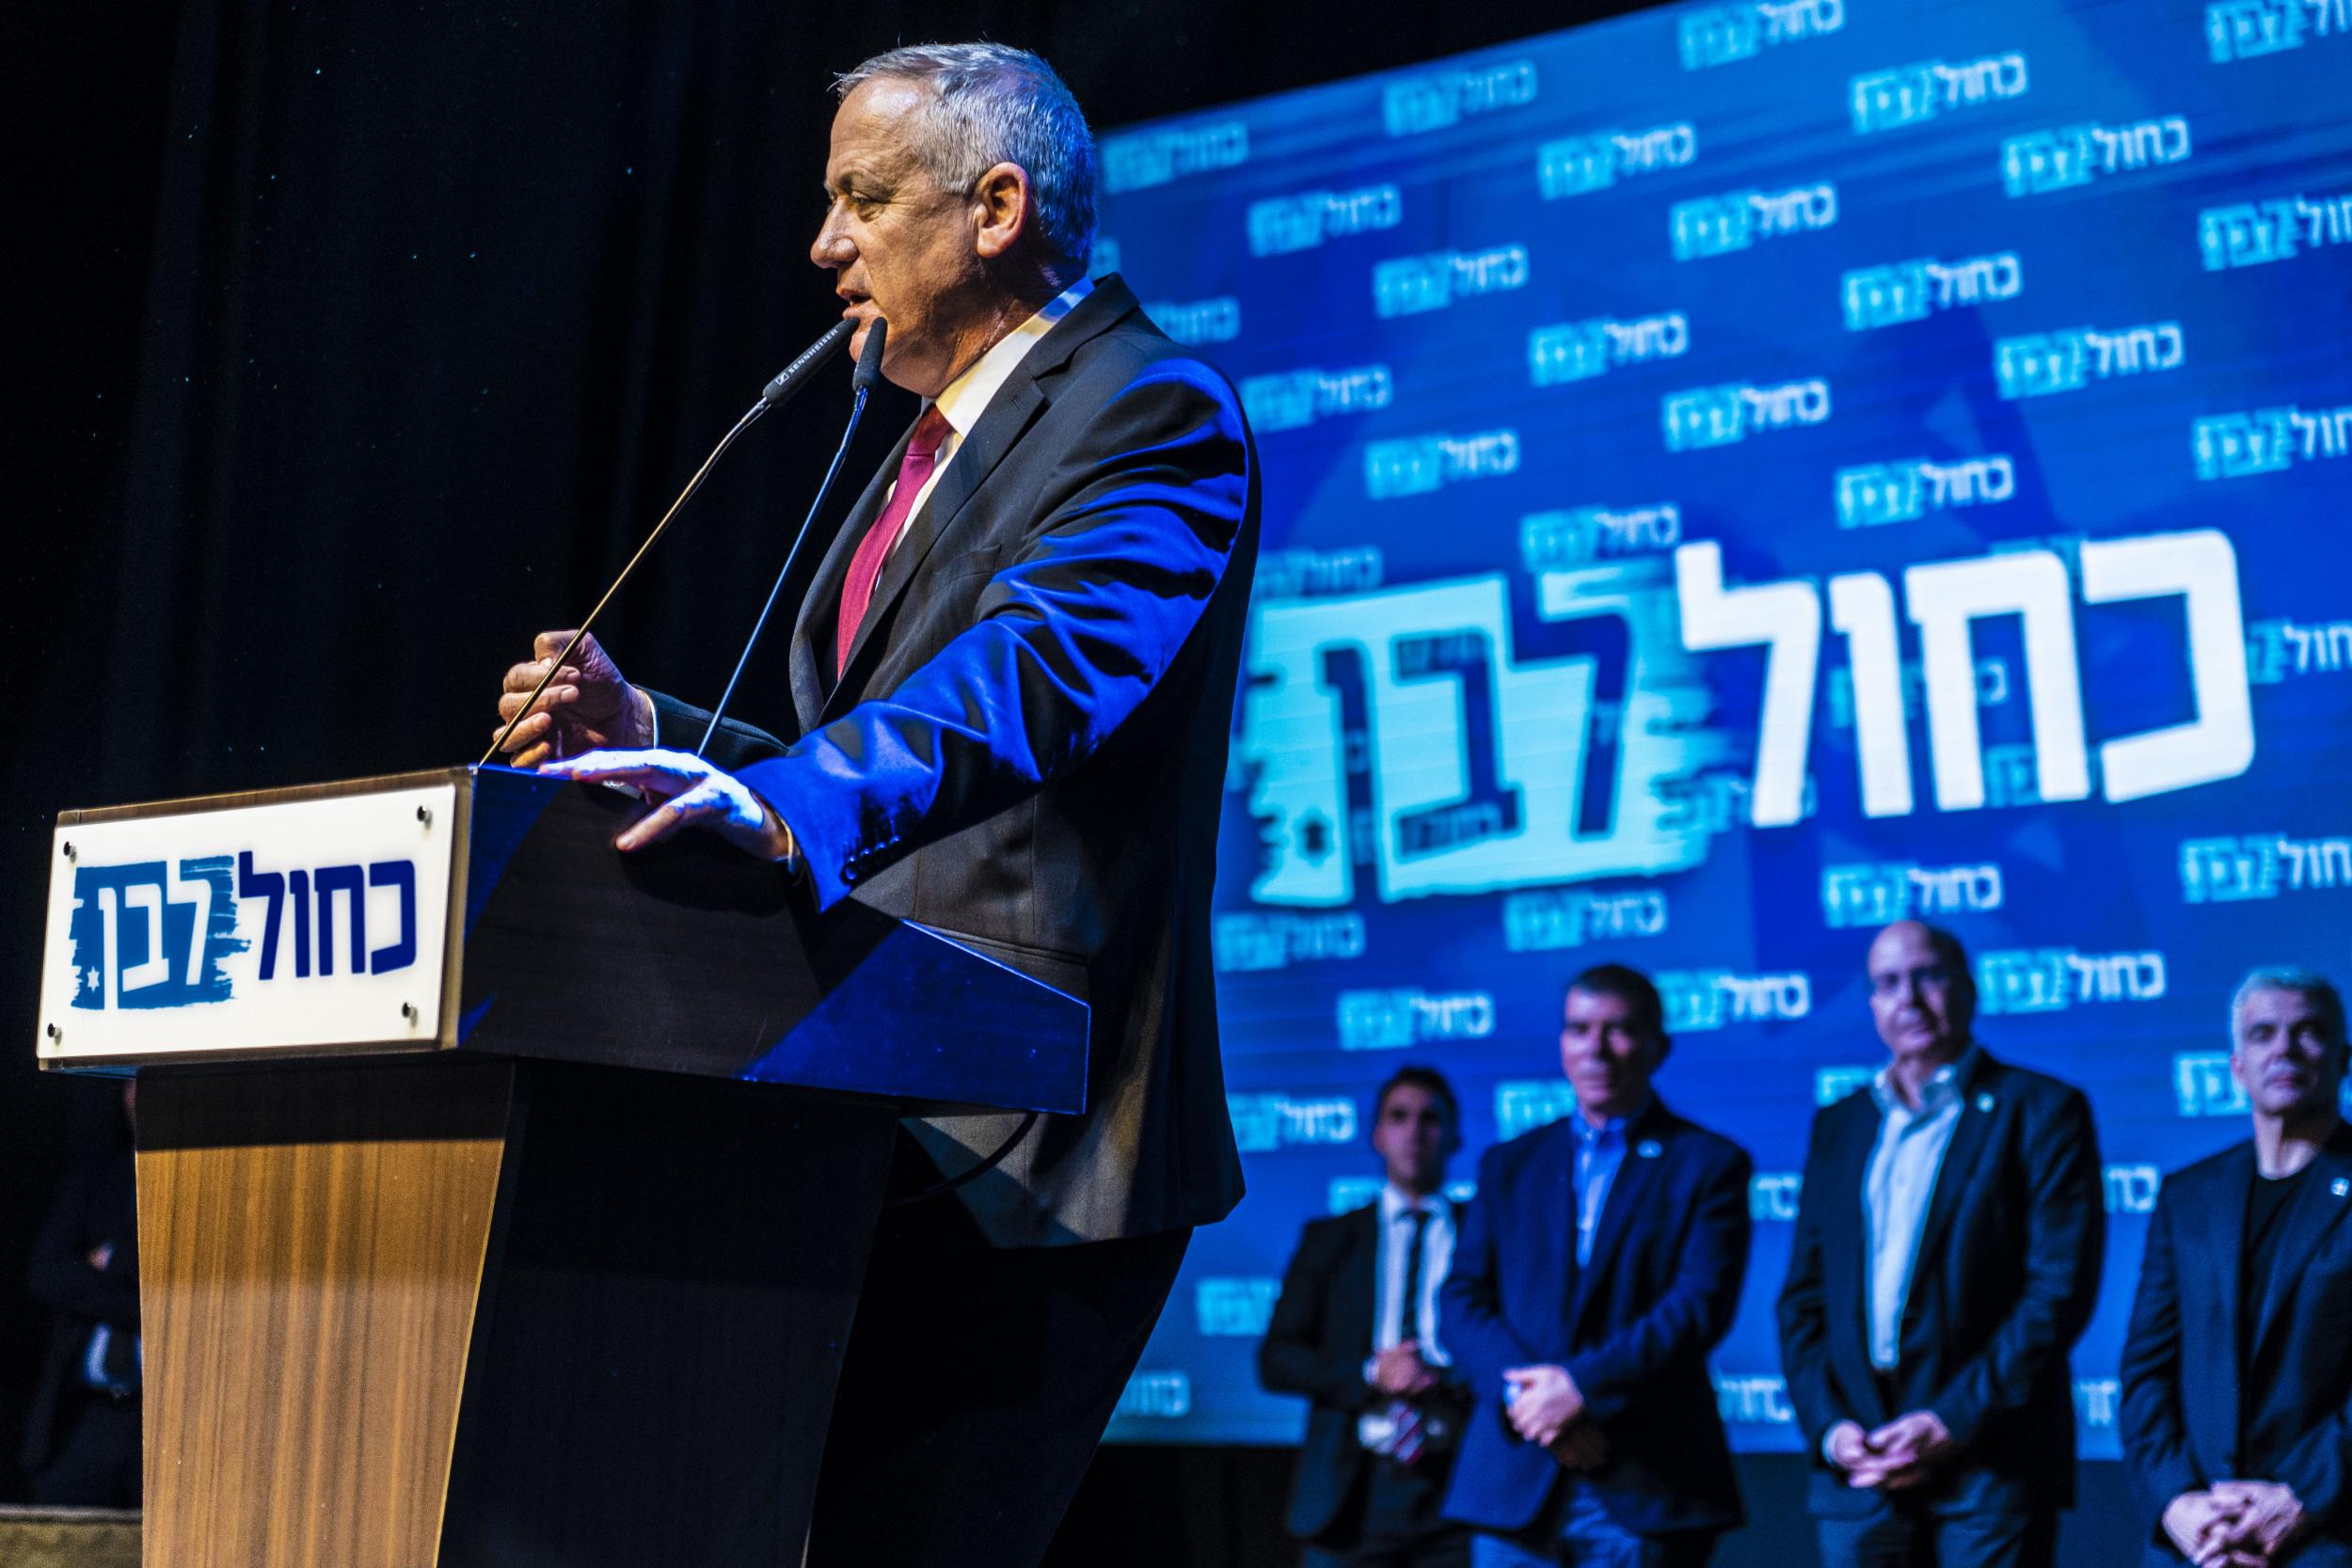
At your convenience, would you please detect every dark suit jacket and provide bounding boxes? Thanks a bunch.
[19,1141,139,1476]
[2120,1125,2352,1560]
[653,276,1257,1246]
[1439,1101,1752,1538]
[1776,1049,2104,1518]
[1259,1198,1469,1541]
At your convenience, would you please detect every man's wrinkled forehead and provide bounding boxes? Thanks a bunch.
[827,80,925,181]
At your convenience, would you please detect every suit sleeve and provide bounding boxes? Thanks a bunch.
[2271,1425,2352,1533]
[1777,1108,1852,1457]
[1926,1085,2106,1452]
[738,361,1249,911]
[2118,1177,2201,1539]
[1439,1145,1541,1402]
[1258,1222,1375,1412]
[644,689,789,773]
[1565,1141,1754,1424]
[24,1163,139,1325]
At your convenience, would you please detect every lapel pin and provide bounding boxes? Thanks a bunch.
[1975,1093,1995,1114]
[1637,1139,1662,1159]
[2332,1178,2348,1198]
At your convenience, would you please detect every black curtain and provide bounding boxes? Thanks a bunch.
[6,0,1652,1508]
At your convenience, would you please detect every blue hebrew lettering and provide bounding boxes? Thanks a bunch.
[314,864,367,977]
[369,861,418,974]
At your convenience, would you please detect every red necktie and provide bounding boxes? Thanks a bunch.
[836,404,953,676]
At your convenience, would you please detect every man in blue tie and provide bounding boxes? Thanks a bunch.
[1441,963,1753,1566]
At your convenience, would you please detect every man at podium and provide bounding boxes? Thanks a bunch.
[490,41,1257,1568]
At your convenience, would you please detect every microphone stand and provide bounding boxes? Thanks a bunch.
[698,319,889,756]
[481,317,858,768]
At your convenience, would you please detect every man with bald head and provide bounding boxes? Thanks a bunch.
[489,41,1258,1567]
[1778,921,2106,1568]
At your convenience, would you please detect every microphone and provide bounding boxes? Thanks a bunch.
[851,316,889,395]
[482,319,856,767]
[696,318,888,755]
[764,318,855,406]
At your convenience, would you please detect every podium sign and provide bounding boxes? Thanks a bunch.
[39,780,459,1064]
[31,765,1091,1565]
[37,766,1089,1113]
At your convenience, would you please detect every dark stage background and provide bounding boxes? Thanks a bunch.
[5,3,2322,1565]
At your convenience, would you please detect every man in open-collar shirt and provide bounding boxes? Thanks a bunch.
[1442,963,1753,1567]
[1779,922,2105,1568]
[2122,969,2352,1568]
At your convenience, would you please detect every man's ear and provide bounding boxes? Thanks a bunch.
[972,161,1030,259]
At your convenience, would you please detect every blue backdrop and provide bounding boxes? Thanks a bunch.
[1091,0,2352,1452]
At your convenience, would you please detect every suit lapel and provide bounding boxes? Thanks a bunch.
[1341,1204,1381,1357]
[827,380,1049,716]
[819,277,1146,721]
[2251,1128,2352,1358]
[2201,1144,2254,1458]
[1902,1053,2000,1302]
[1572,1105,1668,1333]
[1817,1095,1888,1424]
[1526,1122,1580,1332]
[790,425,907,730]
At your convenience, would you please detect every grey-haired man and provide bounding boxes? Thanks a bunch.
[2122,971,2352,1568]
[495,42,1260,1566]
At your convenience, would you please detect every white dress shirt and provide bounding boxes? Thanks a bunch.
[1862,1046,1978,1370]
[879,274,1095,559]
[1358,1182,1455,1449]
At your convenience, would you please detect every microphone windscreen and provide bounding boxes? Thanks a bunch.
[851,317,889,396]
[761,318,855,407]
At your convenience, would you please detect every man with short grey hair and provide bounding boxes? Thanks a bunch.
[2122,969,2352,1568]
[494,40,1259,1567]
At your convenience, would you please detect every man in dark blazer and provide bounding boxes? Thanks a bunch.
[1777,920,2105,1568]
[2122,969,2352,1568]
[20,1084,142,1507]
[495,43,1256,1566]
[1262,1066,1473,1568]
[1441,962,1753,1567]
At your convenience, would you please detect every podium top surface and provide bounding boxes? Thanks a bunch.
[39,766,1089,1117]
[55,765,479,827]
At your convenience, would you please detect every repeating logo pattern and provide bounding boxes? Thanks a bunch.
[1095,0,2352,1446]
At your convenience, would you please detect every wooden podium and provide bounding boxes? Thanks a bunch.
[36,767,1089,1568]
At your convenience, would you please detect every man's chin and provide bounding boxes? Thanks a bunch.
[2256,1084,2325,1117]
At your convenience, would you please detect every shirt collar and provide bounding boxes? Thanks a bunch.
[929,275,1095,438]
[1569,1094,1653,1148]
[1872,1043,1980,1117]
[1380,1182,1441,1223]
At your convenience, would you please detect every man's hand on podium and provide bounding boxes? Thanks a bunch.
[494,629,656,769]
[536,750,800,868]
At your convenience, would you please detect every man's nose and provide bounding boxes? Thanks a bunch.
[811,211,853,269]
